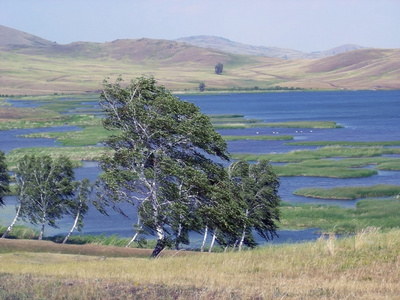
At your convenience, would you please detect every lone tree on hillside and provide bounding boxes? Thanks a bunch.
[0,151,10,207]
[97,76,244,258]
[215,62,223,75]
[199,82,206,92]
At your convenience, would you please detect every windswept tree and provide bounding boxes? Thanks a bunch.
[16,155,76,240]
[97,76,234,258]
[227,159,281,251]
[0,151,10,207]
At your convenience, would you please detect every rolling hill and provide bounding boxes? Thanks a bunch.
[0,25,399,95]
[176,35,366,59]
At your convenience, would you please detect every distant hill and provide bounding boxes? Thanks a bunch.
[176,35,305,59]
[0,25,54,48]
[0,25,398,94]
[176,36,366,59]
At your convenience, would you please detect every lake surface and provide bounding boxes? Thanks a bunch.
[1,90,399,243]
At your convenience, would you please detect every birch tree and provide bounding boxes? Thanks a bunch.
[97,76,232,258]
[16,155,75,240]
[228,159,281,251]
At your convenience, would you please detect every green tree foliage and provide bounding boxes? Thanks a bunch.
[228,160,281,251]
[16,155,76,240]
[0,151,10,206]
[215,62,223,75]
[97,76,237,257]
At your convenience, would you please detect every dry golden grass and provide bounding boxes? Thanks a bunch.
[1,41,400,95]
[1,228,399,299]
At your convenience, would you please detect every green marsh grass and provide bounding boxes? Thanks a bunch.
[6,147,110,168]
[274,164,377,178]
[232,146,400,162]
[1,229,399,299]
[21,125,111,146]
[222,134,293,141]
[262,120,342,128]
[294,184,400,200]
[280,198,400,233]
[287,140,400,146]
[0,113,100,130]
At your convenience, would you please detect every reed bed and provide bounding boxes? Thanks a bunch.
[232,146,400,162]
[223,135,293,141]
[261,120,342,128]
[0,228,399,299]
[287,140,400,146]
[21,125,110,146]
[274,164,377,178]
[294,184,400,200]
[280,198,400,233]
[6,146,110,168]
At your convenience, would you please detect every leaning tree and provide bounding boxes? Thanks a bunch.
[227,159,281,251]
[15,155,76,240]
[97,76,243,257]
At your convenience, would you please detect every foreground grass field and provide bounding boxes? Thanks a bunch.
[0,228,399,299]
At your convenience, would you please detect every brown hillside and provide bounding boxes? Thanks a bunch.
[1,25,399,94]
[307,49,390,73]
[0,25,54,48]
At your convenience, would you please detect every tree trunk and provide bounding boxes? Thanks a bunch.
[232,239,239,252]
[1,205,21,238]
[175,222,182,250]
[238,226,247,252]
[126,232,139,248]
[62,209,80,244]
[200,226,208,252]
[150,226,165,258]
[39,222,45,240]
[208,228,217,253]
[238,209,248,252]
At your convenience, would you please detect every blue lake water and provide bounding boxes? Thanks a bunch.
[1,90,399,244]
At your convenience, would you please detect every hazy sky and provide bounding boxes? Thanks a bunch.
[1,0,399,52]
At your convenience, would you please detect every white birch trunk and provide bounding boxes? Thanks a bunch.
[208,228,217,253]
[39,223,45,240]
[238,227,246,252]
[238,209,248,252]
[200,226,208,252]
[126,232,139,248]
[1,205,21,238]
[62,209,80,244]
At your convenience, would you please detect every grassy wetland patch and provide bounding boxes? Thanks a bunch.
[223,134,293,141]
[20,125,111,146]
[6,146,110,169]
[0,228,399,299]
[287,140,400,146]
[293,184,400,200]
[232,146,400,162]
[273,164,377,178]
[280,198,400,233]
[263,120,342,128]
